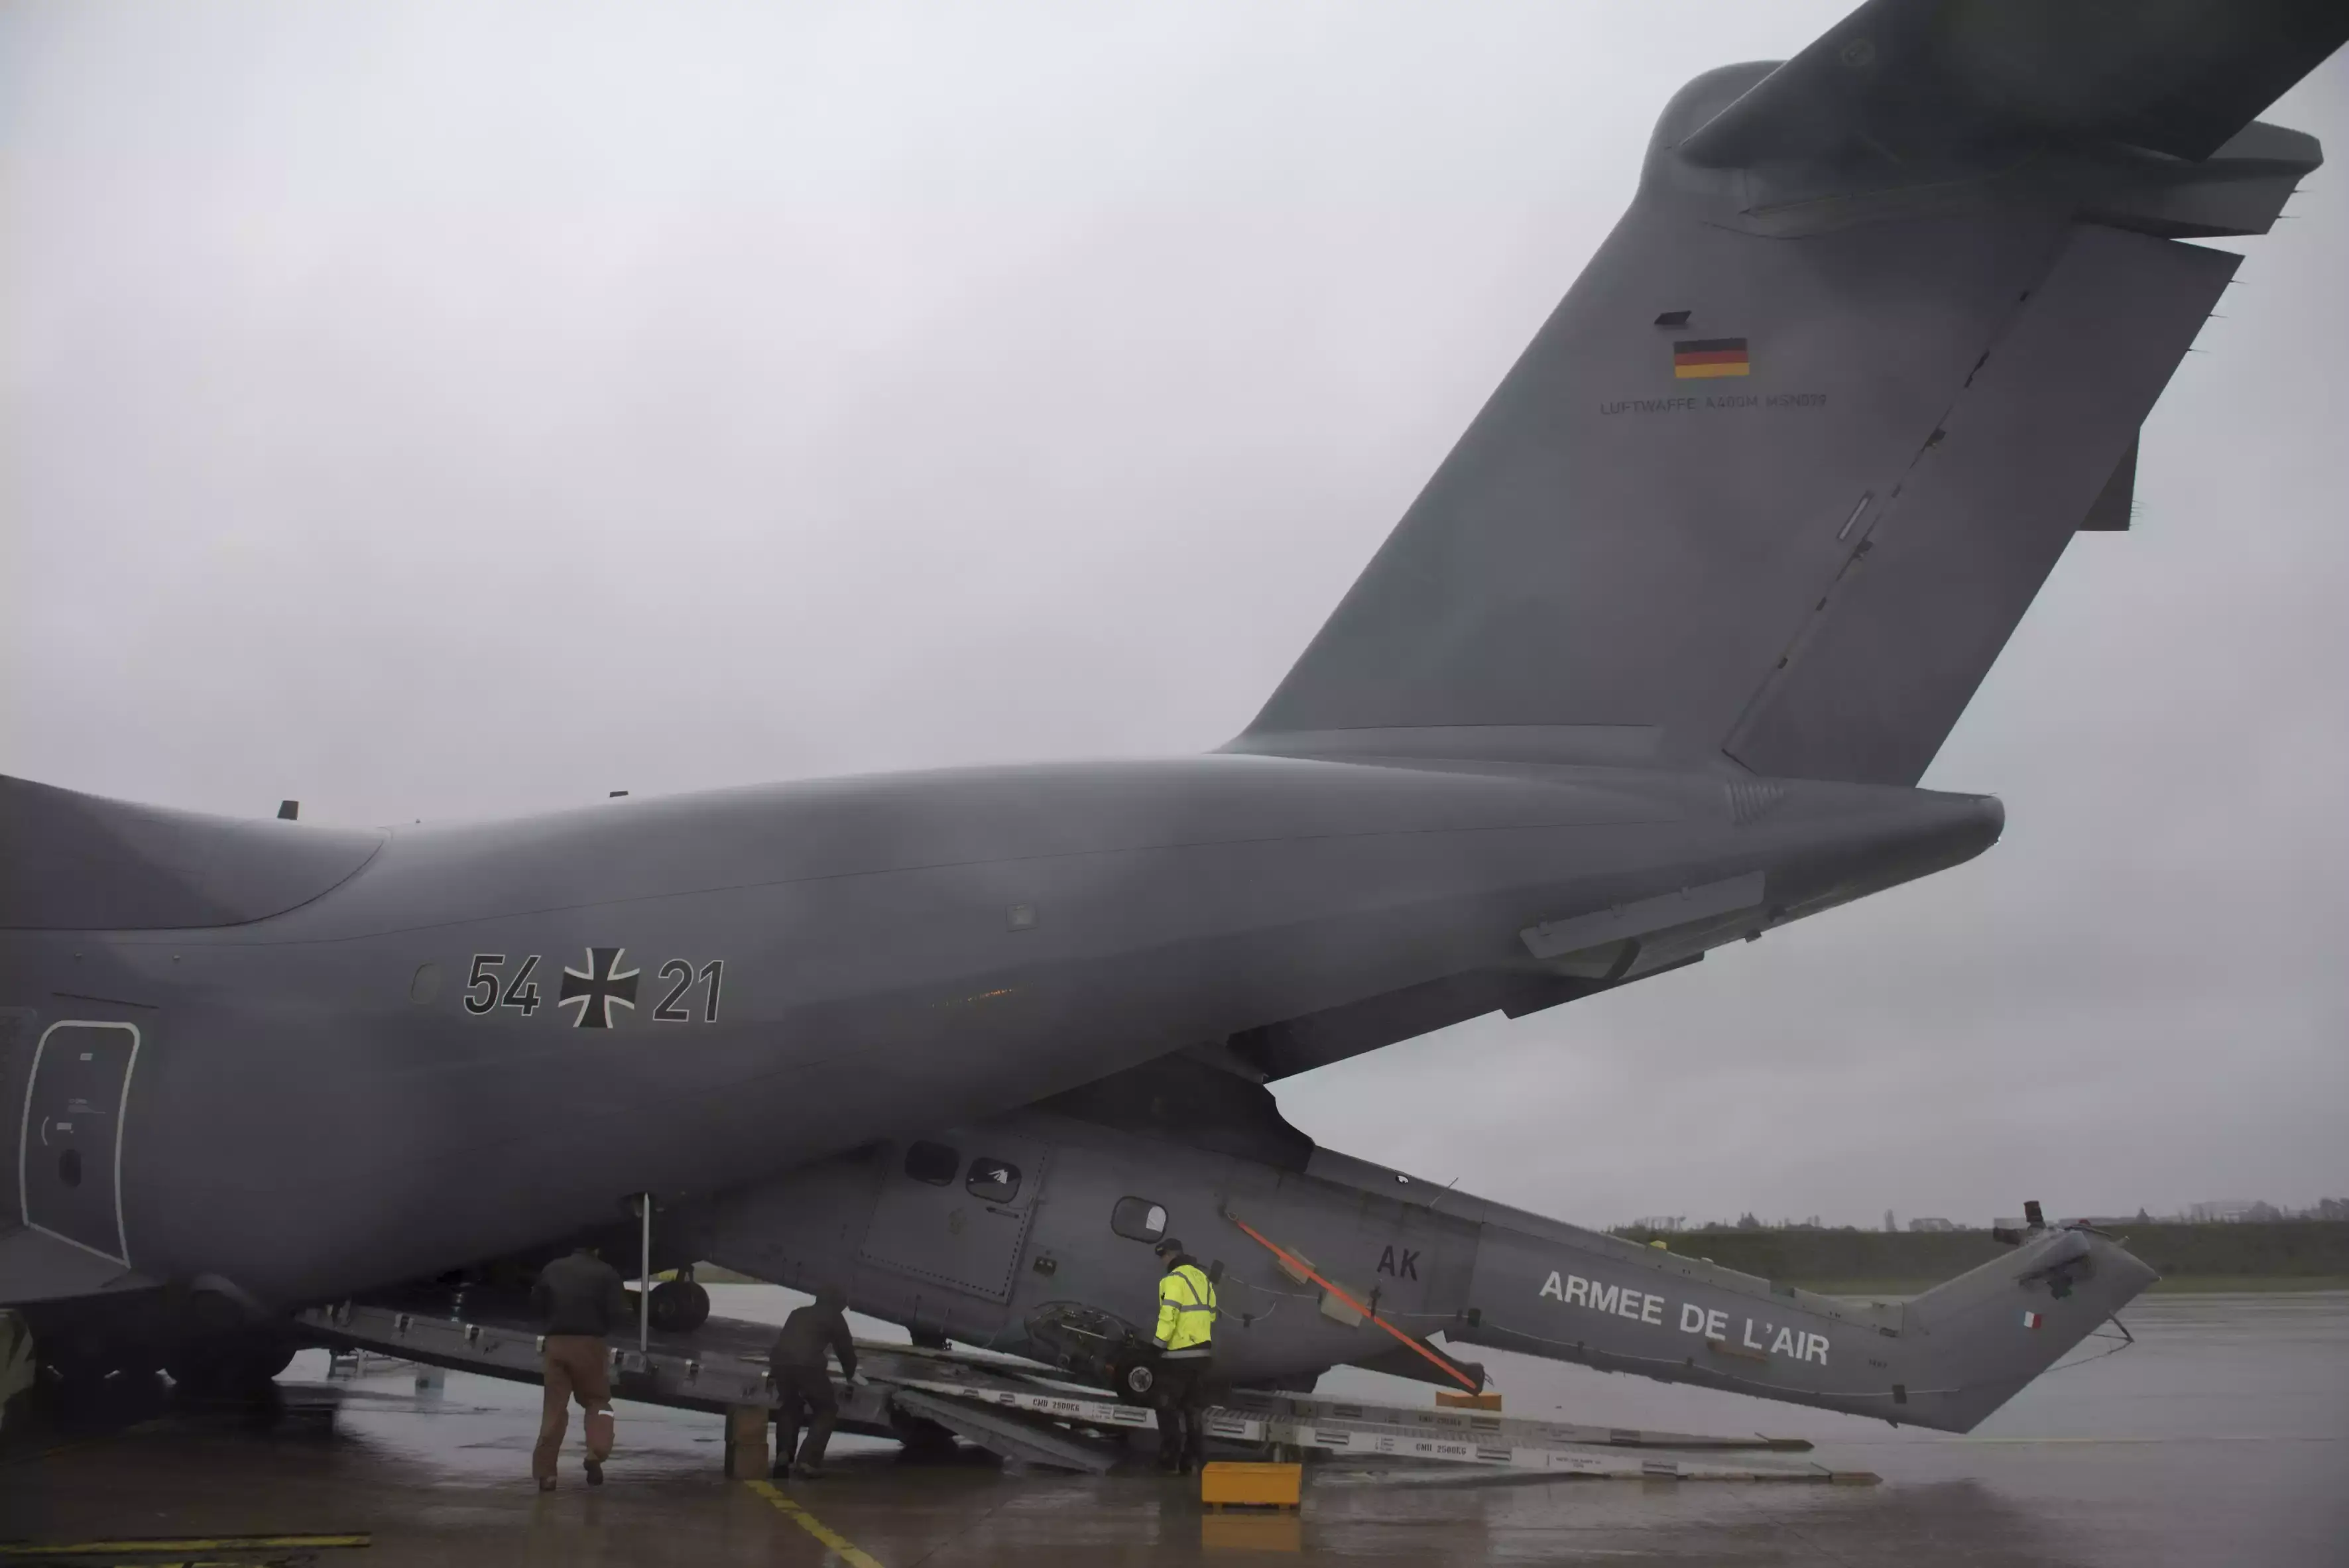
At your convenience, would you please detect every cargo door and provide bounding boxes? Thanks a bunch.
[19,1022,140,1264]
[858,1130,1049,1303]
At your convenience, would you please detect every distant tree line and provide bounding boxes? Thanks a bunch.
[1607,1216,2349,1288]
[1618,1196,2349,1235]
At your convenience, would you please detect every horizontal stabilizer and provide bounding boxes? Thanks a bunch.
[1679,0,2349,167]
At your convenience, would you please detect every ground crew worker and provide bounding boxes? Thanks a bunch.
[768,1284,859,1478]
[528,1245,631,1490]
[1150,1237,1217,1474]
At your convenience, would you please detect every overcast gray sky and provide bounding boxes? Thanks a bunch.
[5,3,2343,1230]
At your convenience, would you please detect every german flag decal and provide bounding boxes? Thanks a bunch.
[1673,337,1750,379]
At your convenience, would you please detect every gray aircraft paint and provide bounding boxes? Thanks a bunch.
[1246,59,2315,783]
[0,758,1998,1309]
[686,1085,2149,1433]
[1,0,2340,1396]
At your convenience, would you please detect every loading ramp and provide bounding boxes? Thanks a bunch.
[294,1292,1866,1482]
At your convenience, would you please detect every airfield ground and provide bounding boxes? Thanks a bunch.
[3,1291,2342,1567]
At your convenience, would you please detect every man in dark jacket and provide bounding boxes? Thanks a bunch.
[769,1284,858,1478]
[530,1246,633,1490]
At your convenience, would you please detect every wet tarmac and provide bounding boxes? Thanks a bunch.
[3,1291,2343,1565]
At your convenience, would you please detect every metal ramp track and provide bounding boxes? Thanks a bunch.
[888,1386,1125,1474]
[293,1296,1866,1482]
[885,1366,1846,1481]
[1219,1388,1815,1453]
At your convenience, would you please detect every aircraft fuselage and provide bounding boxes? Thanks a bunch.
[3,754,1998,1323]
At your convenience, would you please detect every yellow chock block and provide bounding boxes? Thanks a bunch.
[724,1403,770,1480]
[1436,1390,1502,1411]
[1199,1461,1301,1510]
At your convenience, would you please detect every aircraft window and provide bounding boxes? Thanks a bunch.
[904,1141,959,1185]
[1111,1196,1167,1242]
[966,1158,1021,1203]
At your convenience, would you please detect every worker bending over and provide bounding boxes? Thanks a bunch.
[769,1285,859,1478]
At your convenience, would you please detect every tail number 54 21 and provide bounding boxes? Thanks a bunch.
[461,951,725,1025]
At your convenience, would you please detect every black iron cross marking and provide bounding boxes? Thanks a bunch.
[558,947,640,1029]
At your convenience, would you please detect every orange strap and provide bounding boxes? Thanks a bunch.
[1223,1211,1480,1393]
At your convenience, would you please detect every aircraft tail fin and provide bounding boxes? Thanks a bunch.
[1445,1193,2157,1434]
[1239,0,2334,783]
[1891,1223,2158,1431]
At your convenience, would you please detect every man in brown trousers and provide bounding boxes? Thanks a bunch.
[530,1245,632,1490]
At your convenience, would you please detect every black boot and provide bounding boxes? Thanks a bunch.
[1154,1408,1184,1472]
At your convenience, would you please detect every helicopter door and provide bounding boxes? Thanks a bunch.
[859,1131,1048,1303]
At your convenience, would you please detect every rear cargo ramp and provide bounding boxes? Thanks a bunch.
[294,1292,1854,1480]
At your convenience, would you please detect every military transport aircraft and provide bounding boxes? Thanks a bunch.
[5,0,2342,1425]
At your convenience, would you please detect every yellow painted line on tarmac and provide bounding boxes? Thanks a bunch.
[747,1478,885,1568]
[0,1537,368,1556]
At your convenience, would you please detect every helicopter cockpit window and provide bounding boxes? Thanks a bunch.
[904,1140,959,1185]
[1111,1196,1168,1242]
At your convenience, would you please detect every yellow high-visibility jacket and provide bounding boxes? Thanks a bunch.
[1154,1262,1217,1355]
